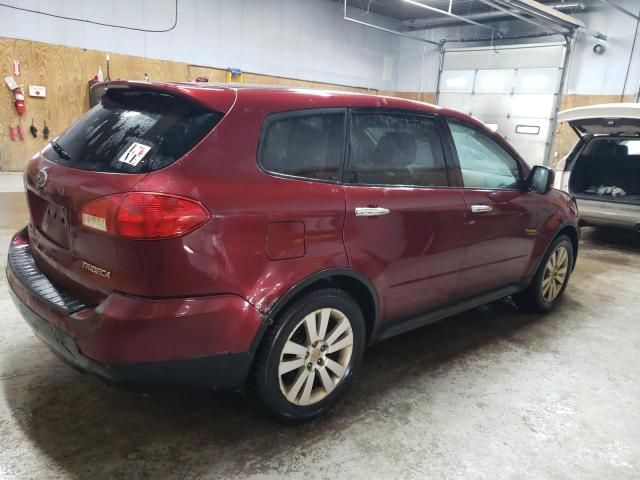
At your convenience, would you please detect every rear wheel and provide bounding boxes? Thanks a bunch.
[251,288,365,423]
[514,235,574,312]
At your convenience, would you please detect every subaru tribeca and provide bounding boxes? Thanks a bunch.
[7,82,579,422]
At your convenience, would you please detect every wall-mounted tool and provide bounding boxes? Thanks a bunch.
[43,122,50,139]
[10,124,25,141]
[226,68,243,83]
[13,59,20,76]
[4,76,26,115]
[30,119,38,138]
[13,86,26,114]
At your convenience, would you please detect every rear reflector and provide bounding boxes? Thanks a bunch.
[81,213,108,232]
[79,193,210,239]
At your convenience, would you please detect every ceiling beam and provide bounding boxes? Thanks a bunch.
[343,0,442,46]
[401,0,504,36]
[401,1,584,30]
[599,0,639,21]
[493,0,606,40]
[497,0,585,29]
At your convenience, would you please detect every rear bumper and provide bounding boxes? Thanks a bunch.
[6,229,263,391]
[576,197,640,230]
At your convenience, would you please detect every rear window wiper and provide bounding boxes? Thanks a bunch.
[50,140,71,161]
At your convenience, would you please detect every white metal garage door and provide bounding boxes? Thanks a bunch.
[437,43,567,166]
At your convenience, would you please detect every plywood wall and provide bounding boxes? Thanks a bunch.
[0,37,384,172]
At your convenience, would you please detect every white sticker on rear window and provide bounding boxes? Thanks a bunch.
[117,143,151,167]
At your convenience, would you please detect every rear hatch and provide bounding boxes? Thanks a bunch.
[25,82,233,303]
[555,103,640,192]
[558,103,640,137]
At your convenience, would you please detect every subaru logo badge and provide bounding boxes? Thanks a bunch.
[35,169,48,189]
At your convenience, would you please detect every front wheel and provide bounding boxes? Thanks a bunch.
[251,288,366,423]
[514,235,574,312]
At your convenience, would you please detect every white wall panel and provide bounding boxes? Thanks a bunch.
[0,0,398,89]
[566,0,640,95]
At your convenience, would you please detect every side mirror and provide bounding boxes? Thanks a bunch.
[527,165,555,194]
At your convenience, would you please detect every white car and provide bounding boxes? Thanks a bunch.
[555,103,640,231]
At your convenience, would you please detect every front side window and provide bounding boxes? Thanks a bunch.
[260,112,345,181]
[448,121,521,189]
[345,113,448,187]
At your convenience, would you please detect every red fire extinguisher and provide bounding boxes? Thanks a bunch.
[13,86,25,115]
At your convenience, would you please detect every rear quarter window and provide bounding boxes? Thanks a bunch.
[43,89,223,173]
[259,110,345,182]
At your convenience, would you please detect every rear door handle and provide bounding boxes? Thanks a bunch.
[355,207,390,217]
[470,204,493,213]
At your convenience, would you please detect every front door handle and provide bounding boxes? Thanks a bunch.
[355,207,390,217]
[470,204,493,213]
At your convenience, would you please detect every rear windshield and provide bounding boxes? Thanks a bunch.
[43,89,223,173]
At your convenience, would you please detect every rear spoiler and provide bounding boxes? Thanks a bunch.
[90,80,237,114]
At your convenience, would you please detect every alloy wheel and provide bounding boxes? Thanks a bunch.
[278,308,354,406]
[542,245,569,303]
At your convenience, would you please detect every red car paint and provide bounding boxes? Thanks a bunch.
[7,82,579,389]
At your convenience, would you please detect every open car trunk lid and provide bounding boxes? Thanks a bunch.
[24,82,232,303]
[558,103,640,137]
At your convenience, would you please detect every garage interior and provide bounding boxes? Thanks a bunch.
[1,0,639,478]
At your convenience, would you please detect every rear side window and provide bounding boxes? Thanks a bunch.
[43,89,222,173]
[346,113,448,187]
[260,111,345,181]
[619,139,640,155]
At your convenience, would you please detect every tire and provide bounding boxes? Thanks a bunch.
[514,235,574,313]
[251,288,366,423]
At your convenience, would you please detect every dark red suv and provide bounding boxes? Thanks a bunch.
[7,82,579,422]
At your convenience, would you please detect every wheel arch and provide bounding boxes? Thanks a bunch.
[250,268,380,353]
[528,221,579,284]
[556,224,579,270]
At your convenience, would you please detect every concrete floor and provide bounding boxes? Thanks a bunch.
[1,179,639,479]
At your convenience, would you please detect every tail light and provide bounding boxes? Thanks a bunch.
[80,192,210,239]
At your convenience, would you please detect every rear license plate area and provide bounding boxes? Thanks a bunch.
[27,190,70,248]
